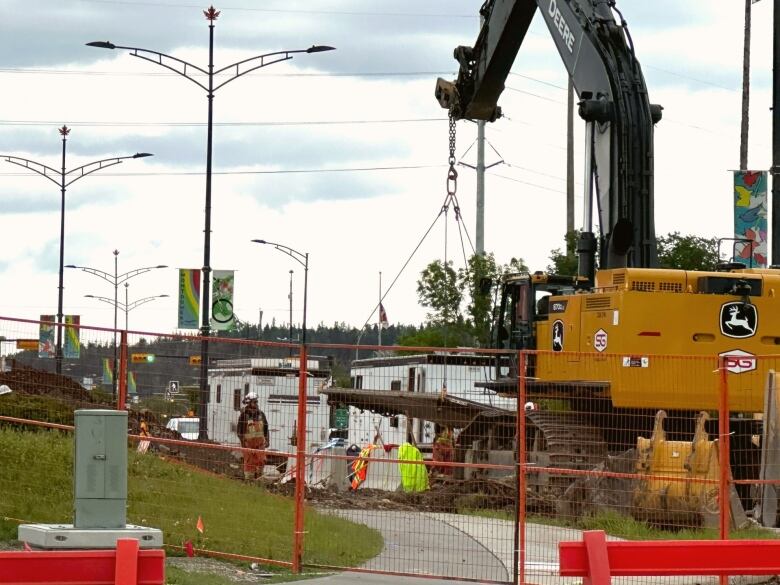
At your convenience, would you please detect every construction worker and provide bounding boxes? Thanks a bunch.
[432,425,455,476]
[237,392,269,480]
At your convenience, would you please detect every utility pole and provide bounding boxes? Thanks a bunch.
[740,0,753,170]
[566,76,575,258]
[773,0,780,263]
[476,120,486,255]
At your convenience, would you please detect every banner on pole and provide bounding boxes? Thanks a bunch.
[211,270,236,331]
[733,170,768,267]
[63,315,80,359]
[178,268,201,329]
[102,358,114,385]
[127,371,137,395]
[38,315,55,359]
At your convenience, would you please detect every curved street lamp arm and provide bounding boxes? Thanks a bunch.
[127,294,168,312]
[71,265,114,285]
[0,155,62,187]
[87,43,209,91]
[116,265,167,285]
[212,52,295,92]
[85,294,126,310]
[252,239,306,268]
[63,156,135,188]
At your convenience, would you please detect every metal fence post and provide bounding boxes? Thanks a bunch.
[292,344,308,573]
[718,355,730,585]
[514,351,527,585]
[117,330,128,410]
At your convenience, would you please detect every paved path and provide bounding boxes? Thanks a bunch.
[326,509,509,582]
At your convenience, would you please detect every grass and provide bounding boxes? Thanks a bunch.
[0,427,382,572]
[166,566,326,584]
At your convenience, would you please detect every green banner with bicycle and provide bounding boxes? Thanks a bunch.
[211,270,236,332]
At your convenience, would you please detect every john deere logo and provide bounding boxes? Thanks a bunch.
[552,320,564,352]
[720,302,757,339]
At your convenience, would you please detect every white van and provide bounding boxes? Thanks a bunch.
[166,417,200,441]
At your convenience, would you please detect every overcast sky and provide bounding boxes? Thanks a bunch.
[0,0,774,343]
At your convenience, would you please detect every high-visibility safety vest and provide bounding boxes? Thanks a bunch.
[350,444,376,490]
[245,419,265,441]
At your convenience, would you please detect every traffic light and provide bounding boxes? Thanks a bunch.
[189,355,202,366]
[131,353,156,364]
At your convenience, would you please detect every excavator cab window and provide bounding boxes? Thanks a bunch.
[496,279,535,351]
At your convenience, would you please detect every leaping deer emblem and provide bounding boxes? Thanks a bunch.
[553,322,563,350]
[725,305,755,335]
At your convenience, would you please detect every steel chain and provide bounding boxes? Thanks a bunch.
[447,112,458,196]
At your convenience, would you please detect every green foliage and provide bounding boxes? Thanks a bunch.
[546,231,581,276]
[0,427,383,566]
[410,254,529,347]
[0,393,76,428]
[656,232,719,271]
[416,260,463,325]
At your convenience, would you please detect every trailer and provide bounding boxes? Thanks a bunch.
[344,353,515,447]
[207,356,333,462]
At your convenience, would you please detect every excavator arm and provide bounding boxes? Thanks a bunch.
[436,0,662,272]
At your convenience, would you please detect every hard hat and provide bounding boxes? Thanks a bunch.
[244,391,259,403]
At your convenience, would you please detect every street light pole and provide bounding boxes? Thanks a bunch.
[68,259,167,396]
[251,239,308,346]
[1,127,152,375]
[88,8,334,440]
[288,269,294,354]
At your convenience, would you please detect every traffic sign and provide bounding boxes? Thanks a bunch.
[168,380,180,394]
[188,355,202,366]
[131,353,156,364]
[16,339,38,351]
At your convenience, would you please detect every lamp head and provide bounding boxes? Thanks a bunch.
[86,41,116,49]
[133,152,154,158]
[251,239,267,244]
[65,264,77,269]
[156,265,167,269]
[306,45,336,53]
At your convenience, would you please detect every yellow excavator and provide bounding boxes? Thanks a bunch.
[435,0,780,525]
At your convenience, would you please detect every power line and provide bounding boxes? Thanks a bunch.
[0,67,454,79]
[76,0,476,18]
[0,163,444,178]
[0,117,446,128]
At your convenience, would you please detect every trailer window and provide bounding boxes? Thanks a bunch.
[216,385,221,404]
[233,388,241,411]
[244,382,250,397]
[390,380,402,391]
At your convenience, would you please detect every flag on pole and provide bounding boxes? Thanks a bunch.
[196,515,205,534]
[379,303,389,329]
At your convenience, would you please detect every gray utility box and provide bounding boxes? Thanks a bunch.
[74,409,127,529]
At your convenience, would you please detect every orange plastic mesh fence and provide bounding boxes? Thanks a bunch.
[2,315,780,584]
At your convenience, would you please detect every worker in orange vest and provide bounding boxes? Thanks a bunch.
[237,392,269,480]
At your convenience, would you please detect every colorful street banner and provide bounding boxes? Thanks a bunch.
[63,315,80,359]
[178,269,201,329]
[102,358,114,385]
[733,170,768,267]
[211,270,236,331]
[127,371,137,395]
[38,315,55,359]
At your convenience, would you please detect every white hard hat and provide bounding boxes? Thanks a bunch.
[244,392,259,402]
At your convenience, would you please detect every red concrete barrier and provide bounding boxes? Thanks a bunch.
[559,530,780,585]
[0,538,165,584]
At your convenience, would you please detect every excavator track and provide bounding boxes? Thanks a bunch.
[524,410,608,498]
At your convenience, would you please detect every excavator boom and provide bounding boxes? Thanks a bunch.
[436,0,661,270]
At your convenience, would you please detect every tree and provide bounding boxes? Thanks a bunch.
[546,231,581,276]
[416,260,462,325]
[656,232,719,271]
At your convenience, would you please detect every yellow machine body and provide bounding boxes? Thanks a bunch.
[533,267,780,412]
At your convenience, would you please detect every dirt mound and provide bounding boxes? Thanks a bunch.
[0,360,108,407]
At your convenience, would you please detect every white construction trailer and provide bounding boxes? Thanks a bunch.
[346,353,514,447]
[207,356,333,459]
